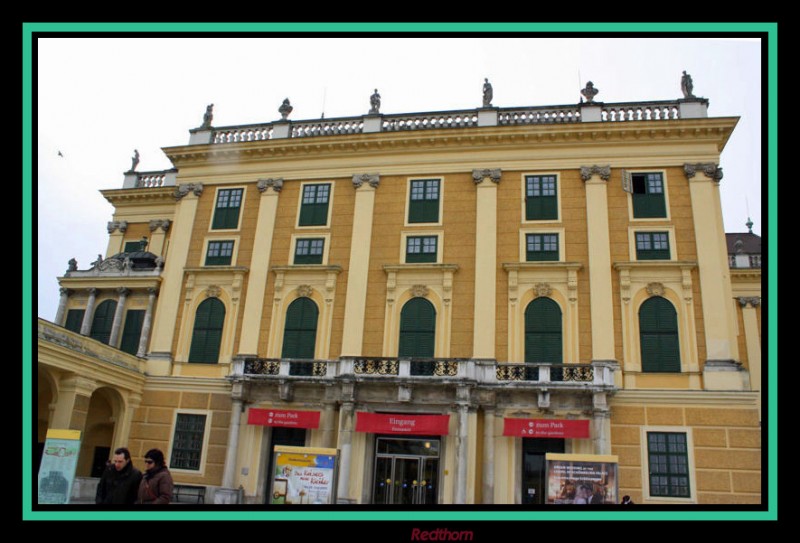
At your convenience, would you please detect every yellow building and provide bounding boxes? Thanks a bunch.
[38,82,761,504]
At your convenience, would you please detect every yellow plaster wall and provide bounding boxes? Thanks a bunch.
[121,223,152,250]
[495,174,520,362]
[611,403,760,504]
[325,179,355,358]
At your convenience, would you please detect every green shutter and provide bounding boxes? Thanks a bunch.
[399,298,436,358]
[632,173,667,218]
[64,309,85,333]
[524,298,562,364]
[119,310,145,355]
[212,189,243,229]
[90,300,117,344]
[282,298,319,359]
[408,180,439,223]
[639,297,680,372]
[188,298,225,363]
[299,184,330,226]
[525,176,558,220]
[294,238,325,264]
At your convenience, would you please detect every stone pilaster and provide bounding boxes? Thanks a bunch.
[336,400,355,502]
[738,297,762,418]
[472,169,501,359]
[482,406,495,504]
[148,219,171,257]
[108,287,130,347]
[55,288,72,326]
[50,375,96,431]
[136,288,158,358]
[79,288,98,336]
[106,221,128,258]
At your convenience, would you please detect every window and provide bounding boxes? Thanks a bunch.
[299,183,331,226]
[399,298,436,358]
[406,236,438,263]
[124,241,145,253]
[525,175,558,220]
[294,238,325,264]
[282,297,318,361]
[64,309,84,334]
[639,297,680,372]
[526,234,559,261]
[408,179,440,223]
[90,300,117,345]
[636,232,670,260]
[525,298,562,365]
[171,413,207,471]
[647,432,690,498]
[188,298,225,363]
[632,173,667,218]
[205,240,234,266]
[212,188,243,230]
[119,309,144,355]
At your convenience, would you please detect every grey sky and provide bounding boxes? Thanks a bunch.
[36,37,762,321]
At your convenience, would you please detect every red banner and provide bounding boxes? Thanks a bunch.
[247,408,321,429]
[355,412,450,435]
[503,418,590,439]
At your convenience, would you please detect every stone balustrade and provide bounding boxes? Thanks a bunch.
[600,101,680,122]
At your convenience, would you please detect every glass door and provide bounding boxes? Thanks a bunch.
[521,438,565,504]
[373,437,440,505]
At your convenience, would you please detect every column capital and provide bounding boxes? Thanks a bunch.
[149,219,172,232]
[737,296,761,308]
[257,178,283,193]
[684,163,723,182]
[147,287,159,296]
[173,183,204,200]
[107,220,128,234]
[579,165,611,182]
[59,287,73,297]
[352,173,380,189]
[116,287,131,297]
[87,287,98,296]
[472,168,501,185]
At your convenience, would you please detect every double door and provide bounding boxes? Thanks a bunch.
[373,437,439,505]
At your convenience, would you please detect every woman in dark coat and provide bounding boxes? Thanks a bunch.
[95,447,142,505]
[137,448,174,504]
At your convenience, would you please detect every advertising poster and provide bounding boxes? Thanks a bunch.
[545,453,618,505]
[37,429,82,504]
[270,446,338,505]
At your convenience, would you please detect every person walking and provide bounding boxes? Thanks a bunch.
[137,448,174,504]
[95,447,142,505]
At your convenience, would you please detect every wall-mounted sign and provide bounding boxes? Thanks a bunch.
[248,408,321,429]
[545,453,619,505]
[503,418,590,439]
[269,446,338,505]
[355,412,450,435]
[38,429,82,504]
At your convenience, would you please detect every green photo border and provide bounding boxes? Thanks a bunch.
[24,22,776,521]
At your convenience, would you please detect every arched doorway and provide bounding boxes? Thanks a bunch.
[77,388,120,477]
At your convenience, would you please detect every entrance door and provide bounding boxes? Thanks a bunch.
[521,438,564,504]
[264,427,306,503]
[373,437,439,505]
[91,446,111,478]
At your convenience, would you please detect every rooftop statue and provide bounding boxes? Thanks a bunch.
[67,258,77,272]
[581,81,599,103]
[279,98,293,121]
[201,103,214,129]
[681,70,696,99]
[369,89,381,114]
[130,149,139,172]
[482,78,493,107]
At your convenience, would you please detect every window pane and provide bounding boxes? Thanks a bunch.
[171,414,206,471]
[647,432,690,497]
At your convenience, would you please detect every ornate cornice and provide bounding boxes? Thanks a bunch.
[174,183,204,200]
[472,169,502,184]
[352,173,380,189]
[257,178,284,193]
[737,296,761,308]
[579,165,611,181]
[684,162,723,181]
[107,220,128,234]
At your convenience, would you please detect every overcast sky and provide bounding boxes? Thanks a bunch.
[36,36,763,321]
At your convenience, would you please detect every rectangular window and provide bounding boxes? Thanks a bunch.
[632,173,667,218]
[124,241,144,253]
[294,238,325,264]
[647,432,690,498]
[526,233,559,261]
[170,413,207,471]
[408,179,440,223]
[525,175,558,220]
[636,232,670,260]
[406,236,438,263]
[119,309,145,355]
[64,309,85,334]
[212,188,243,229]
[205,240,234,266]
[299,183,331,226]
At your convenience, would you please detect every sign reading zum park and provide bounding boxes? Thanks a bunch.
[248,408,321,429]
[503,418,591,439]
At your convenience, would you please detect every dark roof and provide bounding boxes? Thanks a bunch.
[726,233,761,255]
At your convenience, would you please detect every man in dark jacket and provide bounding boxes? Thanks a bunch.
[95,447,143,505]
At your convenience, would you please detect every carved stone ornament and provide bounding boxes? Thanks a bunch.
[278,98,293,121]
[737,296,761,308]
[472,169,502,184]
[580,165,611,181]
[645,282,665,297]
[410,285,429,298]
[149,219,171,232]
[580,81,599,103]
[97,258,124,272]
[257,178,284,193]
[107,220,128,234]
[352,173,380,189]
[534,283,552,297]
[684,163,723,182]
[206,285,222,298]
[174,183,204,200]
[296,285,313,298]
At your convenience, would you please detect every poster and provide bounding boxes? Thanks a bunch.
[270,446,338,505]
[37,429,82,504]
[545,453,618,505]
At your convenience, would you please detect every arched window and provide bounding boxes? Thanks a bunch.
[399,298,436,358]
[525,297,563,364]
[90,300,117,344]
[188,298,226,364]
[282,297,319,360]
[639,296,680,372]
